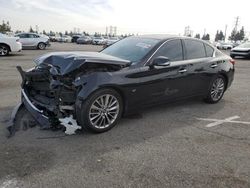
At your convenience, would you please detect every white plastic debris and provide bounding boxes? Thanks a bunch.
[59,115,81,135]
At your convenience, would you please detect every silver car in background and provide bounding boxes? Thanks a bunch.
[15,33,50,50]
[92,36,105,45]
[104,36,120,47]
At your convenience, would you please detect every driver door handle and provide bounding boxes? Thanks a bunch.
[178,69,187,73]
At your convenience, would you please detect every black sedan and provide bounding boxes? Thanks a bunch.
[14,35,235,134]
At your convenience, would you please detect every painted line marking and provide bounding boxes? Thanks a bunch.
[197,115,250,128]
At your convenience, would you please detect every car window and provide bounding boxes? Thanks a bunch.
[154,39,183,61]
[184,39,206,59]
[28,34,39,38]
[18,34,28,38]
[205,44,214,57]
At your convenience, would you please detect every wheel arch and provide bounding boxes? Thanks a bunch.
[0,43,11,51]
[218,73,229,90]
[76,84,127,117]
[37,42,46,49]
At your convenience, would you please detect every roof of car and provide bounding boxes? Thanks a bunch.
[137,34,187,40]
[16,32,39,35]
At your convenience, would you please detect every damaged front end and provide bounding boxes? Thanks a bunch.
[8,52,130,137]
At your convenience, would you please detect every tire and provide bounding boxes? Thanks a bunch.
[204,76,226,104]
[37,42,46,50]
[0,44,10,56]
[79,88,123,133]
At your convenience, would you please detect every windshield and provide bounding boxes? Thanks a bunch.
[238,42,250,48]
[101,37,160,63]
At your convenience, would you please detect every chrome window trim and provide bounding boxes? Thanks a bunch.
[144,38,216,66]
[144,38,176,66]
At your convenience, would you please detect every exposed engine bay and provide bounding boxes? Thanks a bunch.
[8,51,130,136]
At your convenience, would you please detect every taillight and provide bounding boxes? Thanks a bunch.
[230,59,235,65]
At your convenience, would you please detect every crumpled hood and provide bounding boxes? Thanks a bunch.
[34,51,131,76]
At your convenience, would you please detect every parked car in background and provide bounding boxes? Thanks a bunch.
[15,33,50,50]
[57,35,72,43]
[216,42,233,50]
[71,35,82,43]
[92,36,105,45]
[0,33,22,56]
[104,36,120,48]
[15,35,234,134]
[49,35,57,42]
[76,36,92,44]
[230,42,250,59]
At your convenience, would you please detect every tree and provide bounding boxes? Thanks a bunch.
[29,26,35,33]
[238,27,245,40]
[202,34,210,40]
[194,33,200,39]
[229,26,245,41]
[0,20,11,33]
[65,30,68,35]
[215,30,225,41]
[43,30,47,35]
[15,30,22,34]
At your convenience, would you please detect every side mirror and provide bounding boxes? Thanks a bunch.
[150,56,170,68]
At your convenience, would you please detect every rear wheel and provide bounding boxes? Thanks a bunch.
[0,44,10,56]
[79,88,123,133]
[204,76,226,104]
[37,42,46,50]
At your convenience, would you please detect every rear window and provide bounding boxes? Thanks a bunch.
[184,39,206,59]
[205,44,214,57]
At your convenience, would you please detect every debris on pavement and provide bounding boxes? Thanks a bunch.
[59,115,82,135]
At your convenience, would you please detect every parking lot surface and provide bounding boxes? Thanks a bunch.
[0,43,250,188]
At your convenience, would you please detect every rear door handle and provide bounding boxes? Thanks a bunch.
[178,69,187,73]
[210,64,218,68]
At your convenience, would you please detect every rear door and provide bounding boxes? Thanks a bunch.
[18,34,29,46]
[182,39,217,95]
[27,34,40,46]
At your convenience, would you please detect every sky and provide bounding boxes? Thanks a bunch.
[0,0,250,39]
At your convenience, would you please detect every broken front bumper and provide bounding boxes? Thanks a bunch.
[21,89,51,129]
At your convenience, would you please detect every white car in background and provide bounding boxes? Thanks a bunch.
[105,36,120,47]
[92,36,105,45]
[0,33,22,56]
[15,33,50,50]
[57,35,72,43]
[216,42,233,50]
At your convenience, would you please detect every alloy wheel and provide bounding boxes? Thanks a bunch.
[38,43,45,50]
[89,94,120,129]
[0,46,8,56]
[210,77,225,101]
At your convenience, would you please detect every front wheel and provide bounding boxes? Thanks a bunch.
[0,44,10,56]
[79,89,123,133]
[204,76,226,104]
[37,42,46,50]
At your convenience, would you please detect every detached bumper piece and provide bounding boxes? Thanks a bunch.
[21,89,51,129]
